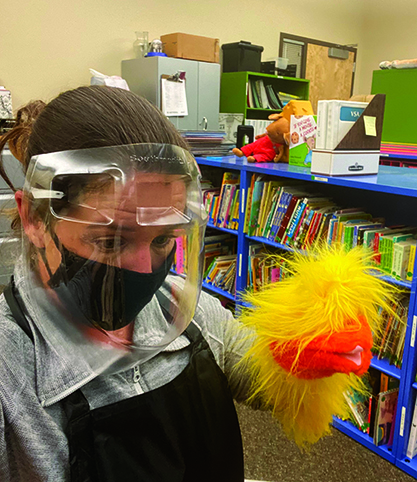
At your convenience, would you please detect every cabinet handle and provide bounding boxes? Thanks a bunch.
[201,117,208,130]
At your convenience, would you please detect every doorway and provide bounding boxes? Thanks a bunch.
[279,33,357,113]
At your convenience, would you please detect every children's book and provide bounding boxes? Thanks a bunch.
[373,388,399,446]
[392,240,417,280]
[407,243,417,281]
[407,397,417,459]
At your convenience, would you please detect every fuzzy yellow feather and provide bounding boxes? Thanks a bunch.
[238,245,400,448]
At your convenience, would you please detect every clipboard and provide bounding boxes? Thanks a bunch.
[160,72,188,117]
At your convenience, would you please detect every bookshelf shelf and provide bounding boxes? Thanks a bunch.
[220,71,309,123]
[171,269,236,301]
[195,155,417,477]
[202,281,235,301]
[396,456,417,479]
[370,356,402,379]
[207,221,238,235]
[245,235,294,253]
[332,418,396,464]
[378,275,412,289]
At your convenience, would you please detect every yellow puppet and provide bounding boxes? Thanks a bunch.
[238,245,398,448]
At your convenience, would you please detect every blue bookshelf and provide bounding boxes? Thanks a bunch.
[195,155,417,477]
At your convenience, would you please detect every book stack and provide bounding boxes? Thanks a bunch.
[180,130,233,156]
[203,228,237,295]
[278,91,301,106]
[205,171,240,230]
[243,174,337,249]
[372,296,409,369]
[247,244,290,291]
[204,255,237,294]
[247,79,283,110]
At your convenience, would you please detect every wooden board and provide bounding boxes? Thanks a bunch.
[305,44,355,113]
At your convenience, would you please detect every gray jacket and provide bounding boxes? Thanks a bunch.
[0,266,254,481]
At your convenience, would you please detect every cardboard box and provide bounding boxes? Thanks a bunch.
[161,33,219,63]
[311,150,380,176]
[288,115,317,167]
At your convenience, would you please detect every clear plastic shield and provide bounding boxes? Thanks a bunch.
[19,144,207,374]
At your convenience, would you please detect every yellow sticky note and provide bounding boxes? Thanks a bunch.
[363,115,377,136]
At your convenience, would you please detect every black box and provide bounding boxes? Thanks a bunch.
[222,41,264,73]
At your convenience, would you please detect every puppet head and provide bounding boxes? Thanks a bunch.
[239,245,400,448]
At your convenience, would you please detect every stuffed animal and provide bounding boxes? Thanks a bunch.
[238,245,397,448]
[380,58,417,70]
[233,100,314,163]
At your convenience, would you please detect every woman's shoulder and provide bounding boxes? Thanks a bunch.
[0,293,34,380]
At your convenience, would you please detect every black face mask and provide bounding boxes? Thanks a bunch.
[48,245,175,331]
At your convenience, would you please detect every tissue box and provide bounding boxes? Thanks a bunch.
[0,88,13,119]
[311,150,380,176]
[161,33,219,63]
[288,115,317,167]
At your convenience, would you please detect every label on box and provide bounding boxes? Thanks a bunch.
[288,115,317,167]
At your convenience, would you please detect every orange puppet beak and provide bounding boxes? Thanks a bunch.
[270,316,373,379]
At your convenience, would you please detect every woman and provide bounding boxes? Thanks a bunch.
[0,86,253,481]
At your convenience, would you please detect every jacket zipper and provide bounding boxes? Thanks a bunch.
[132,365,143,394]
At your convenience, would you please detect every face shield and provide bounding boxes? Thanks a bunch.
[20,143,207,374]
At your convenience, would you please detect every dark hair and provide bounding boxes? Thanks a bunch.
[0,85,189,232]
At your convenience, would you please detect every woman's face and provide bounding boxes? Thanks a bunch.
[40,173,187,279]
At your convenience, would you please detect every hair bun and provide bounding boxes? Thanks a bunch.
[7,100,46,163]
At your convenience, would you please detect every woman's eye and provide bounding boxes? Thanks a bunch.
[152,235,171,248]
[94,237,125,251]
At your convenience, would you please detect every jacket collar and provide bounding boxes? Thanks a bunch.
[13,262,192,407]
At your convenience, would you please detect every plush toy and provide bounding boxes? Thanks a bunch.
[380,58,417,70]
[238,245,397,448]
[233,100,314,163]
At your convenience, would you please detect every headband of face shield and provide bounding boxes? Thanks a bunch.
[20,143,207,374]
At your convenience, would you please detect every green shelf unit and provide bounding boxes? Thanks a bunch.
[371,69,417,145]
[220,71,310,121]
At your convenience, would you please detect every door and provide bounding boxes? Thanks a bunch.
[279,34,357,113]
[197,61,220,131]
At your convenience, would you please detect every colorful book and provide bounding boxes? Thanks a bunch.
[373,388,399,447]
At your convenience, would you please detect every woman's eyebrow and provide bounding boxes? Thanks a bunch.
[85,224,138,233]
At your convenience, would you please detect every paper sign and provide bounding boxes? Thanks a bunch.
[161,79,188,117]
[363,115,377,136]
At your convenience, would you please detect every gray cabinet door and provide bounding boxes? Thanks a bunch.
[156,57,199,131]
[122,57,220,131]
[197,61,220,131]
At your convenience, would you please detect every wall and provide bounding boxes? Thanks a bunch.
[1,0,367,110]
[358,0,417,94]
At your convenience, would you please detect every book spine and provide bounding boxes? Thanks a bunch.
[407,244,417,281]
[269,192,290,241]
[275,196,298,243]
[284,199,307,244]
[316,101,328,149]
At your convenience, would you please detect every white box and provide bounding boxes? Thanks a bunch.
[325,100,368,150]
[311,149,380,176]
[316,100,329,149]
